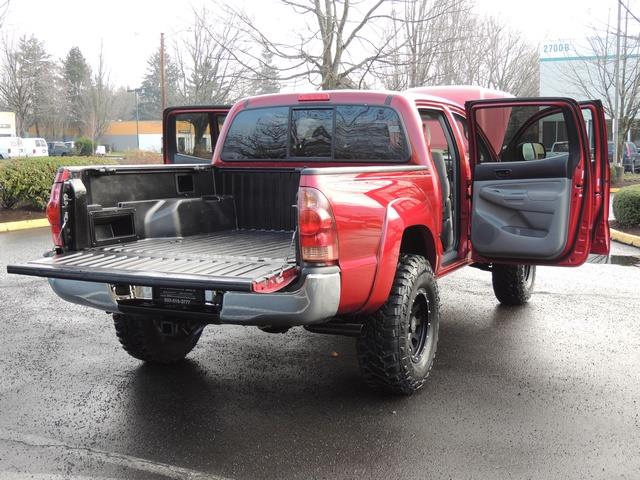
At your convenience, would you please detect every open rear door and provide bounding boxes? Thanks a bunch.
[466,98,597,266]
[163,105,231,164]
[579,100,610,255]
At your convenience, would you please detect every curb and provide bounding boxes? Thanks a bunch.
[0,218,49,233]
[611,228,640,248]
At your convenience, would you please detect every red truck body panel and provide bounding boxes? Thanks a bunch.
[301,168,440,314]
[207,87,607,312]
[211,88,516,313]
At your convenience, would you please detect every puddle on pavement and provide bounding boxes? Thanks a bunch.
[587,254,640,266]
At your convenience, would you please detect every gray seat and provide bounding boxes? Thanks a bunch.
[431,151,453,250]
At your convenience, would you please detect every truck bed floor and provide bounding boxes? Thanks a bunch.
[100,230,295,263]
[9,230,297,291]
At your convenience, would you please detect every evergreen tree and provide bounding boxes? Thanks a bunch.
[253,48,279,96]
[62,46,91,134]
[138,48,180,120]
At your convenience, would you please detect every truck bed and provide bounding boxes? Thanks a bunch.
[9,230,297,291]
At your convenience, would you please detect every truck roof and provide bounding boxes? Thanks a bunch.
[236,85,512,112]
[404,85,513,109]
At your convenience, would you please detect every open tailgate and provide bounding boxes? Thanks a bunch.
[7,231,297,292]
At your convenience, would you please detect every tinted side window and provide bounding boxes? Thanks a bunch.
[217,114,227,134]
[454,114,490,163]
[335,105,408,161]
[175,112,213,160]
[473,105,576,164]
[291,108,332,157]
[222,107,288,160]
[420,110,457,185]
[453,115,469,153]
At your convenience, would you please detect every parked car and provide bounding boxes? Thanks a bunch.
[22,137,49,157]
[0,136,25,159]
[64,141,75,150]
[607,140,640,172]
[47,141,73,156]
[623,141,639,172]
[8,87,611,395]
[550,141,569,154]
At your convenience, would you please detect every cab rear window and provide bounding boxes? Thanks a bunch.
[221,105,409,162]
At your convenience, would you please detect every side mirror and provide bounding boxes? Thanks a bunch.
[518,142,546,161]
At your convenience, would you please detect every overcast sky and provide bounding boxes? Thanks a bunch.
[2,0,619,88]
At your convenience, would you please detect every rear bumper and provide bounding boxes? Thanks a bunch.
[220,266,340,326]
[48,266,341,327]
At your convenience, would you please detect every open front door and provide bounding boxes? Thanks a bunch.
[163,105,231,164]
[466,98,597,266]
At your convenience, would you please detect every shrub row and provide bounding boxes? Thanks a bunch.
[0,157,115,210]
[612,185,640,228]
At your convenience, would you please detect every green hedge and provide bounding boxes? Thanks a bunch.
[0,157,116,210]
[613,185,640,228]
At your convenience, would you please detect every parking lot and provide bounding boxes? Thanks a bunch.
[0,227,639,480]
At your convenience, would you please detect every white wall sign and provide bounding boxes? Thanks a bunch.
[539,40,577,60]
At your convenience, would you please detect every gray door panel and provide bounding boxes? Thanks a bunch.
[471,178,570,259]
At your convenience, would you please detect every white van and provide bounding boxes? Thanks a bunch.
[0,137,25,159]
[23,137,49,157]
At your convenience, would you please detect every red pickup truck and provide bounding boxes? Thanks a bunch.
[8,86,610,395]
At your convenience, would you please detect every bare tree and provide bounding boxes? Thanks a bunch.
[84,44,114,142]
[226,0,403,90]
[558,12,640,158]
[173,8,250,105]
[463,16,539,96]
[0,38,30,135]
[0,35,58,136]
[0,1,9,30]
[377,0,471,90]
[380,3,538,95]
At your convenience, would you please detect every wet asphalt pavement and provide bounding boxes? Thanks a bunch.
[0,228,639,480]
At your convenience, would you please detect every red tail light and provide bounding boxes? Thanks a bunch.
[46,168,70,247]
[298,187,338,263]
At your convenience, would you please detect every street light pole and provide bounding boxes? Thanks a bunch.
[160,32,166,112]
[127,88,142,150]
[613,0,622,167]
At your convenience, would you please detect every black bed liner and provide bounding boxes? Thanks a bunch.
[8,230,296,291]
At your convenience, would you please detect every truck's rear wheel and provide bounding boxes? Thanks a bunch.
[491,264,536,305]
[357,254,439,395]
[113,313,204,364]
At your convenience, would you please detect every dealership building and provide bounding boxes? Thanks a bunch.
[539,38,640,145]
[101,120,163,152]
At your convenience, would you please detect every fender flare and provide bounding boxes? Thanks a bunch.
[357,201,406,314]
